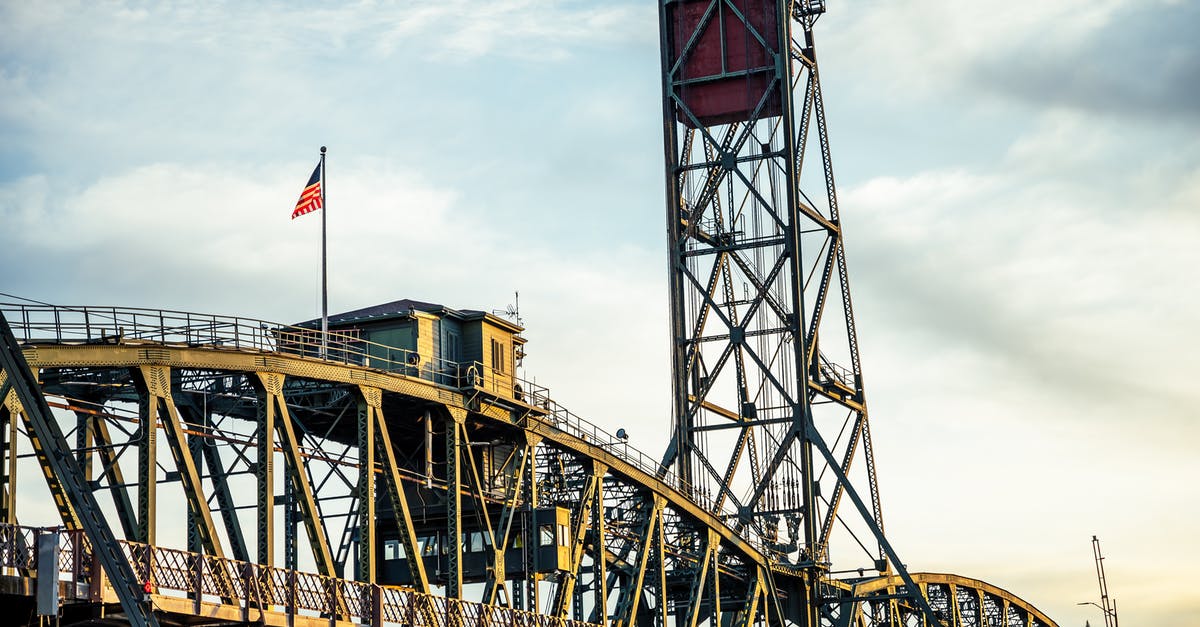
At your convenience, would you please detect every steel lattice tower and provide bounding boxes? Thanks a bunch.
[657,3,902,618]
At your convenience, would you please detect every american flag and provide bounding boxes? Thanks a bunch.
[291,163,322,219]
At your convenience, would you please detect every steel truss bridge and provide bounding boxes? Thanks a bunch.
[0,306,1054,627]
[0,2,1058,626]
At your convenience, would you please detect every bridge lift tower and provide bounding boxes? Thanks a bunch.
[656,0,936,623]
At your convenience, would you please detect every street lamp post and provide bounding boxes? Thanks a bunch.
[1077,601,1119,627]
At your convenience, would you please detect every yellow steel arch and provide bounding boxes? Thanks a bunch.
[23,342,778,572]
[12,337,1060,627]
[850,572,1057,627]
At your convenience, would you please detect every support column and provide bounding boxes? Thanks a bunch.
[524,437,541,611]
[369,388,429,594]
[256,373,337,578]
[90,414,138,539]
[445,407,465,600]
[593,471,608,626]
[186,409,204,555]
[135,366,226,559]
[356,388,377,584]
[684,530,717,627]
[0,378,17,526]
[74,409,94,486]
[652,509,668,627]
[612,495,664,627]
[179,401,250,562]
[482,437,536,606]
[134,368,158,546]
[254,374,277,568]
[552,460,605,618]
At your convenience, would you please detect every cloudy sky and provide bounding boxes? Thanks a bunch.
[2,1,1197,624]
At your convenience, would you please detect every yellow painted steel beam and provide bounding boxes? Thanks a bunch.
[5,380,82,529]
[136,366,227,560]
[368,386,430,594]
[357,389,377,584]
[551,461,605,618]
[260,373,338,579]
[25,344,456,407]
[852,573,1057,627]
[592,464,608,626]
[253,374,275,567]
[88,410,138,538]
[24,344,779,577]
[684,529,718,627]
[481,438,535,606]
[1,376,19,526]
[445,412,463,600]
[612,494,664,627]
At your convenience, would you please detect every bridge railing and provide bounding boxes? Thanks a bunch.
[2,303,686,493]
[1,303,474,389]
[0,522,595,627]
[523,389,731,519]
[0,303,737,531]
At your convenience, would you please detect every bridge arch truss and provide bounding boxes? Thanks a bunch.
[0,306,1054,627]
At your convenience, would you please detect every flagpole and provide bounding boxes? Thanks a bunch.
[320,145,328,359]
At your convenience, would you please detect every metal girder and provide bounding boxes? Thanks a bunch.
[684,529,718,627]
[75,407,94,485]
[9,384,82,529]
[651,501,668,627]
[592,468,609,625]
[732,567,765,627]
[0,312,159,627]
[254,373,275,567]
[356,388,377,584]
[134,367,157,545]
[134,366,227,559]
[521,433,542,611]
[551,460,605,618]
[368,387,430,594]
[612,494,664,627]
[482,437,536,606]
[1,380,18,526]
[265,369,336,576]
[89,408,139,539]
[805,423,942,625]
[177,400,250,562]
[252,372,338,578]
[445,407,465,599]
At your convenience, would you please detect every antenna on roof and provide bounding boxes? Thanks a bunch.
[493,291,523,327]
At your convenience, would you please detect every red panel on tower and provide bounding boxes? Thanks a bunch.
[668,0,783,128]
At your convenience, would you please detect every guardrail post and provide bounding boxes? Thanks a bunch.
[371,584,383,627]
[192,552,204,615]
[70,529,83,590]
[287,569,296,627]
[326,576,336,627]
[89,541,104,603]
[242,562,253,623]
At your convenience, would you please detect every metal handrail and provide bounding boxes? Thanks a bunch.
[0,522,595,627]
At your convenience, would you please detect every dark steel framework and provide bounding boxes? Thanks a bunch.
[658,0,941,623]
[0,304,1060,627]
[0,4,1061,627]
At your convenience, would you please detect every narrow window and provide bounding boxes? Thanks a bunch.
[418,535,438,557]
[383,539,401,561]
[539,524,555,547]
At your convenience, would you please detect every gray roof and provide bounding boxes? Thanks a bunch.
[293,298,487,328]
